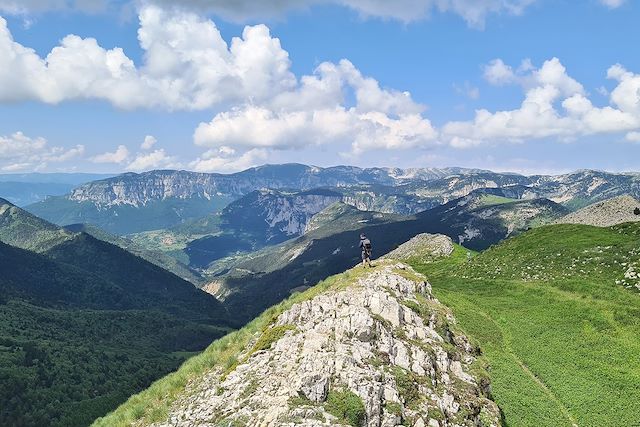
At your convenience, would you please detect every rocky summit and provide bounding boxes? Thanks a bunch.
[154,262,500,427]
[555,194,640,227]
[383,234,455,261]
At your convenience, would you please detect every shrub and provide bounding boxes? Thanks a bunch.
[325,389,366,427]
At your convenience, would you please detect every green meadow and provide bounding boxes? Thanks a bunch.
[410,223,640,427]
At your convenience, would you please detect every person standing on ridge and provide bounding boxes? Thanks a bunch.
[359,233,373,268]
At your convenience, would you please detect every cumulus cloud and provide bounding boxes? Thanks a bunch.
[443,58,640,145]
[483,59,516,86]
[0,6,296,109]
[194,105,437,154]
[91,144,130,163]
[141,135,157,150]
[0,4,440,168]
[192,57,437,155]
[126,148,180,171]
[0,131,84,171]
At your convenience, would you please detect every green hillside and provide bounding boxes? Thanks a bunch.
[408,223,640,427]
[64,223,204,285]
[0,242,232,427]
[0,198,73,252]
[0,200,235,426]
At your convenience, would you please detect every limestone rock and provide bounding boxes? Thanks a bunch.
[153,263,500,427]
[383,234,454,261]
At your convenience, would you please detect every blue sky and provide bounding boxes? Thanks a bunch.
[0,0,639,175]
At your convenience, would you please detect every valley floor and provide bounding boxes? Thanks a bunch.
[410,225,640,427]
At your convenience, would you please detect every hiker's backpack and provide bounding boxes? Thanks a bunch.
[363,238,372,253]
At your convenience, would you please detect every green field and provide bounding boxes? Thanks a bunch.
[409,223,640,427]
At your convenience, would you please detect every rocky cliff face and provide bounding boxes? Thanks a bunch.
[59,167,640,212]
[155,262,500,427]
[222,189,343,241]
[61,166,491,208]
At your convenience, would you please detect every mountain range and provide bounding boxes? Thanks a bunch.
[2,164,640,426]
[24,166,640,236]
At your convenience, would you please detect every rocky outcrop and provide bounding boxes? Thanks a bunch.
[555,195,640,227]
[155,263,500,427]
[222,189,343,242]
[383,234,455,261]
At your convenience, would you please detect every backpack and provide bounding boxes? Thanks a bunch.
[363,238,372,253]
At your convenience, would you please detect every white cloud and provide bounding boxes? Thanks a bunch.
[599,0,625,9]
[189,147,268,172]
[126,148,180,171]
[193,56,436,155]
[0,131,84,171]
[626,131,640,142]
[483,59,516,86]
[443,58,640,145]
[194,105,437,154]
[141,135,157,150]
[0,6,296,109]
[91,144,130,163]
[199,0,575,29]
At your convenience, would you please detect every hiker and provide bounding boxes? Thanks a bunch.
[359,233,373,267]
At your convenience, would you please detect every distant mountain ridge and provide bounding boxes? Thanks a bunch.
[61,165,488,208]
[26,165,640,235]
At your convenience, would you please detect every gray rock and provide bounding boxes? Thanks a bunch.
[153,262,501,427]
[383,234,454,261]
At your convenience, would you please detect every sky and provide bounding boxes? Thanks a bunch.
[1,0,640,175]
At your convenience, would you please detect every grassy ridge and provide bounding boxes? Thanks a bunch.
[409,223,640,427]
